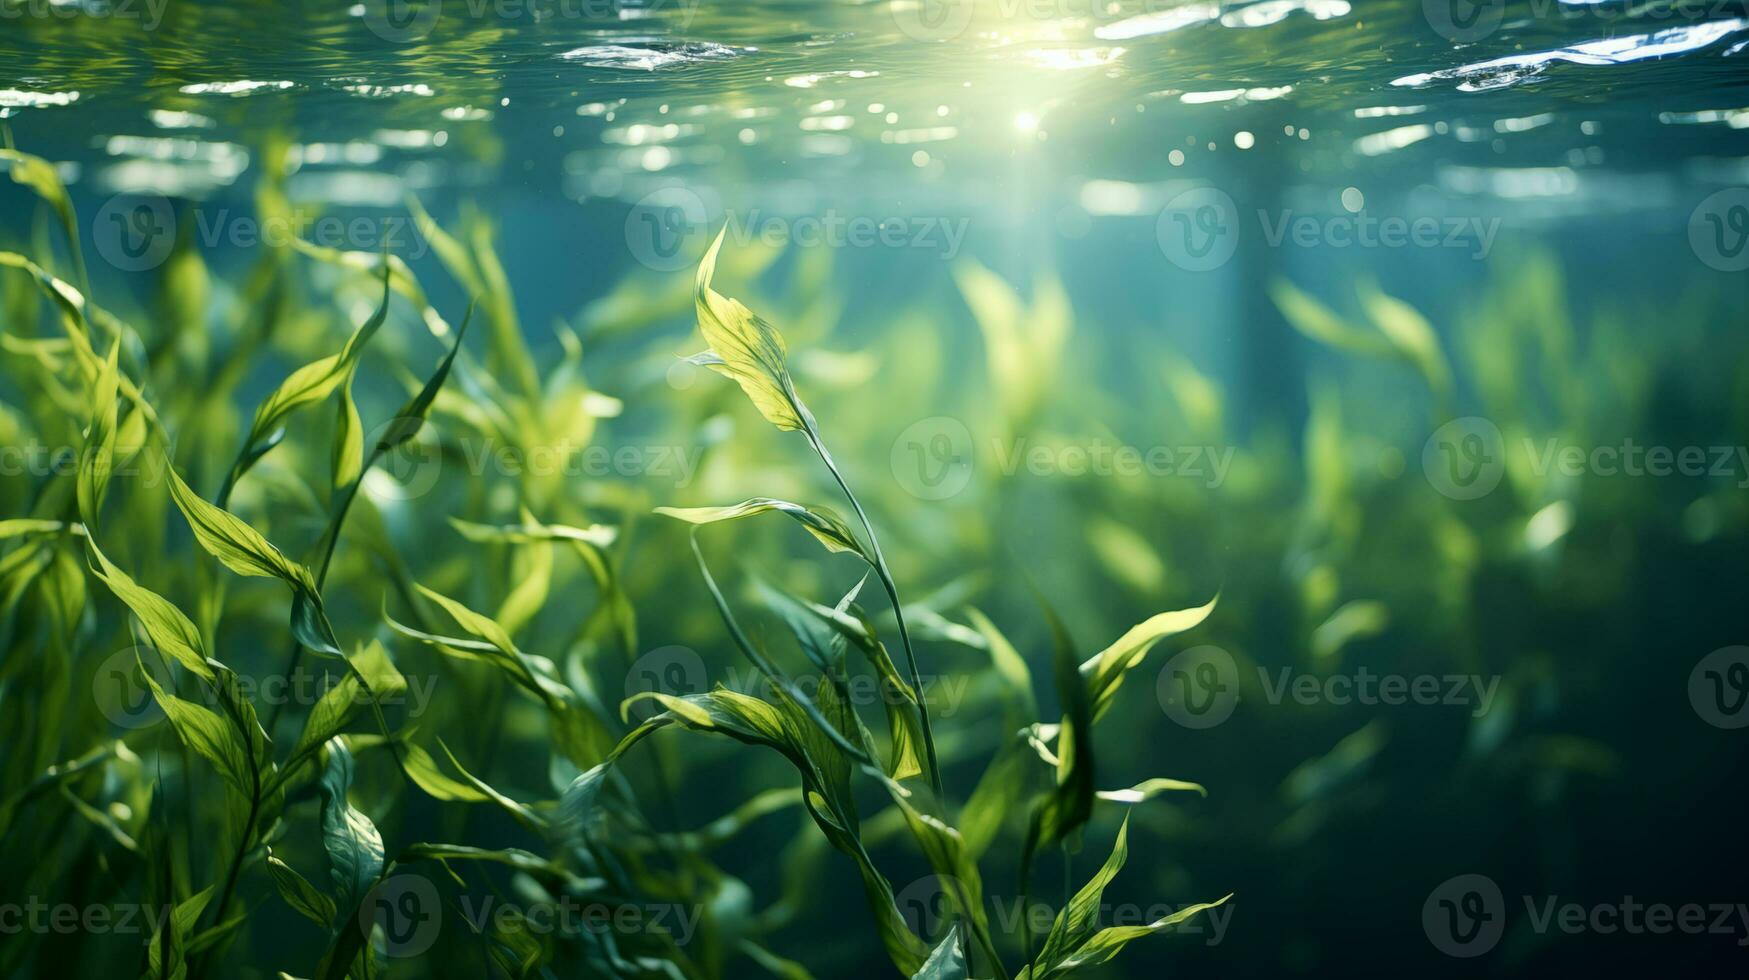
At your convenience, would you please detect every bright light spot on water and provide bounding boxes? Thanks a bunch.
[1341,186,1365,212]
[1235,130,1255,149]
[1169,149,1185,166]
[150,109,215,129]
[912,150,930,167]
[738,128,756,144]
[1080,180,1139,214]
[1014,111,1039,133]
[1354,123,1433,156]
[641,146,672,171]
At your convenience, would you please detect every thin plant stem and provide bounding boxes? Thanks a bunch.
[803,427,948,811]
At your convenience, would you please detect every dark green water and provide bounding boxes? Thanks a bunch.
[2,1,1748,978]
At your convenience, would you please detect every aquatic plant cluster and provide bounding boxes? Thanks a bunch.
[5,117,1745,976]
[3,2,1749,977]
[0,136,1244,978]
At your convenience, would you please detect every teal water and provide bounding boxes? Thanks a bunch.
[4,0,1745,388]
[3,2,1748,978]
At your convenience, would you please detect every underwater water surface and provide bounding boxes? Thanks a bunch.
[1,0,1747,977]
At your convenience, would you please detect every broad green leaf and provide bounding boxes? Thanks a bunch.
[1042,895,1233,977]
[241,260,390,456]
[752,575,852,680]
[413,582,519,663]
[883,785,1002,973]
[952,260,1070,431]
[493,510,553,638]
[0,519,63,539]
[1095,778,1207,803]
[397,740,491,803]
[959,736,1036,860]
[145,886,214,980]
[85,537,213,680]
[656,498,866,560]
[1080,596,1218,721]
[468,213,542,401]
[76,340,120,522]
[331,371,364,494]
[602,687,930,975]
[291,641,406,763]
[435,738,542,829]
[1023,815,1231,979]
[138,656,253,798]
[163,451,343,655]
[0,148,86,291]
[688,538,880,772]
[318,738,384,914]
[398,843,578,876]
[164,452,313,587]
[388,597,558,706]
[1035,815,1131,970]
[752,575,922,781]
[966,607,1035,719]
[912,926,966,980]
[691,225,810,431]
[1033,601,1094,851]
[1270,280,1392,357]
[447,517,617,548]
[268,853,337,926]
[372,300,474,455]
[1359,281,1452,400]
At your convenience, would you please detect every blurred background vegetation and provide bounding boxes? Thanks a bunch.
[5,1,1749,977]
